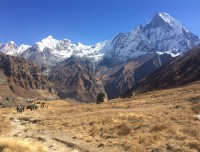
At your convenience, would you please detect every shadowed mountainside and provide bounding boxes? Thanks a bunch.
[124,45,200,97]
[98,53,172,99]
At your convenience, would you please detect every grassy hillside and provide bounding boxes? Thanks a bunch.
[0,82,200,151]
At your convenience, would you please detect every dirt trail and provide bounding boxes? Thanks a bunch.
[5,107,85,152]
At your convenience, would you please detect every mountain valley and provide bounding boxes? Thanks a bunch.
[1,12,199,102]
[1,10,200,152]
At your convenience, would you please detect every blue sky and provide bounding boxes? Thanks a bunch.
[0,0,200,45]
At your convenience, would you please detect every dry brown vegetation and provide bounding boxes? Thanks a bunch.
[0,137,48,152]
[0,109,11,135]
[1,82,200,151]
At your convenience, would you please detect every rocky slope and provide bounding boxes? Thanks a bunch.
[48,56,105,102]
[0,53,55,101]
[97,53,172,99]
[124,44,200,97]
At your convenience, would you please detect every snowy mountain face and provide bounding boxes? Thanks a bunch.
[20,36,106,66]
[102,13,200,61]
[0,12,199,66]
[0,41,31,56]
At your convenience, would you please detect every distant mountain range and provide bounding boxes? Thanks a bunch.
[0,12,199,102]
[1,13,199,66]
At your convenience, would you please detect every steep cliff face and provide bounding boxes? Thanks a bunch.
[124,45,200,97]
[48,56,105,102]
[0,53,55,99]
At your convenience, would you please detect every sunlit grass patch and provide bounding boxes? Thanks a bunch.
[0,137,48,152]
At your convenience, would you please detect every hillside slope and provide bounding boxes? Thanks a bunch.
[124,45,200,97]
[0,53,56,103]
[98,53,172,99]
[1,81,200,151]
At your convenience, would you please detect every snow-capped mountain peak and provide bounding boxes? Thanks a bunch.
[7,41,16,46]
[0,12,199,66]
[146,12,181,29]
[0,41,17,54]
[0,41,30,55]
[18,35,107,65]
[41,35,59,49]
[31,35,60,52]
[156,13,188,35]
[102,12,200,61]
[157,12,179,26]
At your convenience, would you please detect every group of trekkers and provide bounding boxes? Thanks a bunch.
[16,102,48,113]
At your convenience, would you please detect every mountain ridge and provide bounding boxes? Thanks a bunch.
[123,44,200,97]
[0,12,199,67]
[0,12,200,102]
[0,53,56,103]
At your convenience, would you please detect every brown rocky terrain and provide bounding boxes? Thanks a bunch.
[0,53,56,105]
[48,56,105,102]
[48,53,172,102]
[124,44,200,97]
[97,53,172,99]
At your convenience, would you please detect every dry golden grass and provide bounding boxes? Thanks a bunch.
[0,109,11,136]
[1,82,200,151]
[0,137,48,152]
[35,101,199,151]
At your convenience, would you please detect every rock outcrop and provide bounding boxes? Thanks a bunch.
[0,53,55,100]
